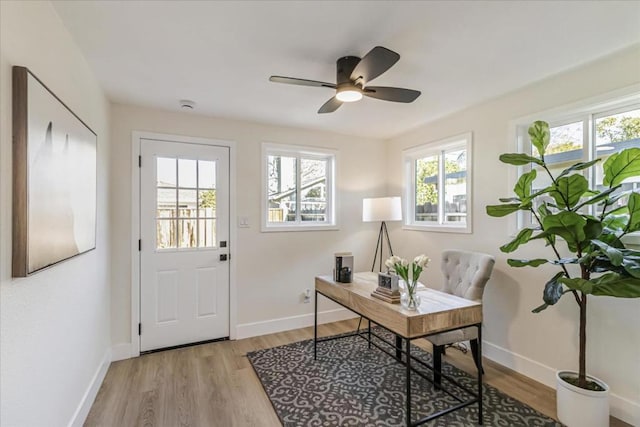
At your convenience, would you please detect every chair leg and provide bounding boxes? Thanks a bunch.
[470,339,484,374]
[433,345,443,389]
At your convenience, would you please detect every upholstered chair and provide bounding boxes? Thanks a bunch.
[427,250,495,387]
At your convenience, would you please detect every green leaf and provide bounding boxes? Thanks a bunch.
[602,214,629,233]
[627,192,640,232]
[507,258,548,267]
[550,174,589,209]
[500,228,534,253]
[583,218,603,241]
[557,159,601,179]
[499,197,521,203]
[622,255,640,278]
[551,258,579,265]
[559,277,594,294]
[543,272,566,305]
[499,153,544,166]
[590,273,640,298]
[514,170,536,200]
[528,121,550,156]
[542,211,587,245]
[591,239,623,267]
[486,203,521,218]
[603,148,640,187]
[573,186,620,211]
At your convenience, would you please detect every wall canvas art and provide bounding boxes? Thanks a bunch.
[12,66,97,277]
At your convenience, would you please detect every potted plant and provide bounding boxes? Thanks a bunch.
[486,120,640,426]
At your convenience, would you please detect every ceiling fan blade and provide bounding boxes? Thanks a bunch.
[269,76,336,89]
[318,96,342,114]
[363,86,421,103]
[350,46,400,85]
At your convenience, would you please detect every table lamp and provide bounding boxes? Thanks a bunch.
[362,196,402,272]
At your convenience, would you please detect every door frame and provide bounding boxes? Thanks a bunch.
[130,131,237,357]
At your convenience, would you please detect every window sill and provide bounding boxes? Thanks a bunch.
[261,224,339,233]
[403,224,472,234]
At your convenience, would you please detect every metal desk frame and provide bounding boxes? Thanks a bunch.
[314,289,483,427]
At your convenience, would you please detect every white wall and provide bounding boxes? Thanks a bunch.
[109,104,387,347]
[0,2,111,426]
[386,45,640,425]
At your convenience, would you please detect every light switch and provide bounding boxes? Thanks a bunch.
[238,216,250,228]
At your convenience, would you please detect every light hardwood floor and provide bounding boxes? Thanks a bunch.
[85,319,630,426]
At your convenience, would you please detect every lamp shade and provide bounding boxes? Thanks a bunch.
[362,197,402,222]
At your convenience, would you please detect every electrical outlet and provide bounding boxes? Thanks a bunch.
[303,288,311,303]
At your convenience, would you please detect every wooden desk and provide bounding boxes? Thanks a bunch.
[314,272,483,426]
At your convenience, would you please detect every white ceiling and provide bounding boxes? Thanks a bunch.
[52,1,640,139]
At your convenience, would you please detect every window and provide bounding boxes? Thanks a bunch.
[262,143,336,231]
[156,157,217,249]
[403,133,472,233]
[515,91,640,237]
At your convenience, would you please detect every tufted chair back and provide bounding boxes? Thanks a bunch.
[440,250,495,301]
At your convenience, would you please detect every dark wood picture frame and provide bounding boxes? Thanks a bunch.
[12,66,97,277]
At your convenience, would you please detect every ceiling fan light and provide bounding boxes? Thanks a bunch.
[336,88,363,102]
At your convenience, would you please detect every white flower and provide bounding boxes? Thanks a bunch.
[400,258,409,267]
[385,255,402,269]
[414,254,430,268]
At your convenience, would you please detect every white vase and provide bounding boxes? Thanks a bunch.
[556,370,609,427]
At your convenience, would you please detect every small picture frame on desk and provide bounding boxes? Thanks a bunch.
[371,272,401,303]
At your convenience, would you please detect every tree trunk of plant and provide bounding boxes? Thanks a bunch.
[578,292,587,388]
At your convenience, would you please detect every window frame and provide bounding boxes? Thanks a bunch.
[261,142,337,232]
[509,86,640,244]
[402,132,473,234]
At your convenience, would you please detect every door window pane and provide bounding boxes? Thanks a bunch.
[415,155,438,223]
[178,219,197,248]
[157,219,176,249]
[157,157,176,187]
[178,189,197,218]
[199,219,216,247]
[178,159,197,188]
[198,190,216,218]
[444,149,467,224]
[157,188,177,218]
[198,160,216,189]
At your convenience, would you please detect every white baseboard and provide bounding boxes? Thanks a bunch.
[111,343,133,362]
[483,340,639,426]
[68,348,111,427]
[236,308,359,340]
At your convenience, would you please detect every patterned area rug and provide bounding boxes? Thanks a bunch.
[247,331,562,426]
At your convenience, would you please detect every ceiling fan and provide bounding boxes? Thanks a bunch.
[269,46,421,114]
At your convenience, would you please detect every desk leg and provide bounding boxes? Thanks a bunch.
[405,337,412,427]
[368,319,371,349]
[395,335,402,362]
[314,290,318,360]
[477,324,483,425]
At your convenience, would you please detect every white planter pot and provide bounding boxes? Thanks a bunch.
[556,370,609,427]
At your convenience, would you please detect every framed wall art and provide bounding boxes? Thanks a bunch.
[12,66,97,277]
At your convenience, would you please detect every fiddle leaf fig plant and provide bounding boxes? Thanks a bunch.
[486,120,640,390]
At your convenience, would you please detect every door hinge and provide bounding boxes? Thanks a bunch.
[138,155,142,167]
[138,323,142,335]
[138,239,141,251]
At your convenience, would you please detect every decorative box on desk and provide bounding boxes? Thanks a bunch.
[371,272,401,304]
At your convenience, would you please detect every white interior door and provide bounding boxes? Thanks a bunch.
[140,138,229,352]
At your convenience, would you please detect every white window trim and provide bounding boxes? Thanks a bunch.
[261,142,338,232]
[402,132,473,234]
[506,84,640,244]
